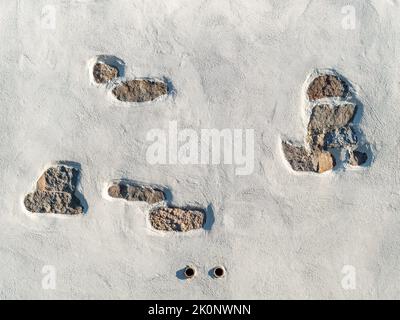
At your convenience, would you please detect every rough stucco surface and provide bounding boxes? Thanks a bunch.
[0,0,400,299]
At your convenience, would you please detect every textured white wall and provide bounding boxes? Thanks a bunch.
[0,0,399,299]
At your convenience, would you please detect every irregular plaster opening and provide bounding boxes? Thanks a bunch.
[24,163,86,215]
[112,79,168,102]
[307,74,348,101]
[282,71,371,173]
[107,181,166,204]
[90,55,125,84]
[93,63,118,84]
[149,206,206,232]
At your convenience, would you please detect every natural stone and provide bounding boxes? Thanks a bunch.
[282,142,335,173]
[306,104,357,151]
[283,72,370,172]
[282,142,317,172]
[307,74,348,101]
[36,165,79,193]
[108,182,165,204]
[149,207,206,232]
[317,151,335,173]
[308,104,356,134]
[24,165,84,215]
[349,150,368,166]
[93,62,118,84]
[112,79,168,102]
[24,191,83,215]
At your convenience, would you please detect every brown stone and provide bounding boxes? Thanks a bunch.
[36,166,79,193]
[282,142,318,172]
[282,142,335,173]
[283,72,371,173]
[24,165,84,215]
[307,74,348,101]
[308,104,356,134]
[108,182,165,204]
[112,79,168,102]
[149,207,206,232]
[317,151,335,173]
[93,62,118,84]
[24,191,83,215]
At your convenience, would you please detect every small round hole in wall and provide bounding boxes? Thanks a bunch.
[184,266,196,279]
[213,266,225,278]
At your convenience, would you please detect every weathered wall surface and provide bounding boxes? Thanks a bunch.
[0,0,400,299]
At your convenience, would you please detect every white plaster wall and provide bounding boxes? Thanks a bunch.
[0,0,399,299]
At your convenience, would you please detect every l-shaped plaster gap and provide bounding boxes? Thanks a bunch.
[282,69,371,173]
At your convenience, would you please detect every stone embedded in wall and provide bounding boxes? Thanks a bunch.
[307,74,348,101]
[93,62,119,84]
[282,142,334,173]
[24,191,83,215]
[108,182,165,204]
[307,104,357,150]
[149,207,206,232]
[317,151,335,173]
[307,104,356,134]
[112,79,168,102]
[282,142,317,172]
[36,165,78,193]
[24,165,84,215]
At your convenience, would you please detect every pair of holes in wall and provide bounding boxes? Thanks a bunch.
[184,266,225,279]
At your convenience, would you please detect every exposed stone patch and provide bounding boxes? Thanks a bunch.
[24,165,84,215]
[307,74,348,101]
[306,104,357,150]
[93,62,119,84]
[282,71,371,173]
[108,182,165,204]
[112,79,168,102]
[308,104,356,133]
[282,142,334,173]
[149,207,206,232]
[36,165,78,193]
[282,142,317,172]
[317,151,335,173]
[24,191,83,215]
